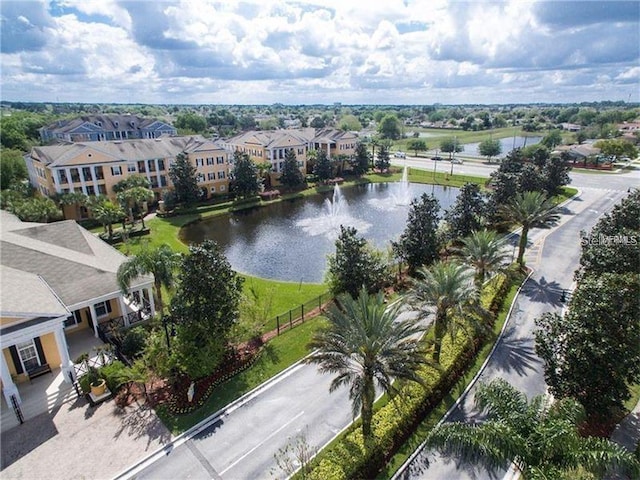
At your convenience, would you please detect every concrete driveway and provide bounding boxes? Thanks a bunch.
[1,394,170,480]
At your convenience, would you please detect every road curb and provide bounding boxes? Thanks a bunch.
[112,353,312,479]
[392,268,534,479]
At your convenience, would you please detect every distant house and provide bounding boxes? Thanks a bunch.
[24,136,231,218]
[222,127,358,184]
[39,114,177,143]
[0,211,154,409]
[560,123,581,132]
[553,144,601,163]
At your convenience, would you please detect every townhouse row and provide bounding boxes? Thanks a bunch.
[25,128,359,219]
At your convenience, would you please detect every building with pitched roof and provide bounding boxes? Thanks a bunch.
[39,114,177,143]
[25,136,231,218]
[222,127,358,184]
[0,210,154,407]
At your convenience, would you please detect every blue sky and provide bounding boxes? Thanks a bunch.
[1,0,638,104]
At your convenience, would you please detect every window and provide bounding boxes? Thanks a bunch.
[111,166,122,176]
[128,163,137,173]
[148,159,156,172]
[196,173,205,183]
[158,159,165,171]
[82,167,93,181]
[206,157,214,165]
[160,175,167,187]
[217,171,226,179]
[70,168,80,183]
[94,166,104,180]
[98,184,107,195]
[17,340,40,372]
[86,185,95,196]
[220,185,226,192]
[94,300,112,318]
[57,170,68,184]
[208,172,215,181]
[216,156,225,164]
[210,186,216,193]
[195,158,204,167]
[137,161,146,173]
[64,310,83,328]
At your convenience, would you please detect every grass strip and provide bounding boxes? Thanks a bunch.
[156,315,327,434]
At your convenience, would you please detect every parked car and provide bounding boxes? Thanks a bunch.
[431,156,444,161]
[450,158,463,164]
[394,151,406,158]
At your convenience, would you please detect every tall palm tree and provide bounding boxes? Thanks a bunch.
[500,191,559,267]
[406,261,481,365]
[426,379,639,479]
[117,186,155,229]
[92,199,126,240]
[117,245,181,315]
[456,229,509,289]
[307,289,427,441]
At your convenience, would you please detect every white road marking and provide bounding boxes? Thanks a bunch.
[219,410,305,475]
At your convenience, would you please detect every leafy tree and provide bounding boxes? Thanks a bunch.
[378,114,401,140]
[393,193,441,275]
[594,138,638,160]
[536,273,640,418]
[313,148,333,183]
[456,230,509,289]
[231,150,261,197]
[175,111,207,133]
[307,289,426,441]
[542,155,572,196]
[426,379,639,479]
[443,183,486,241]
[279,148,305,190]
[575,131,588,144]
[518,163,544,192]
[349,142,370,176]
[478,139,501,163]
[168,152,200,206]
[406,261,479,364]
[540,129,563,148]
[522,143,550,168]
[0,149,28,189]
[374,144,391,171]
[170,240,244,378]
[326,225,388,297]
[440,137,463,160]
[11,196,62,223]
[310,116,326,128]
[117,244,181,315]
[407,139,427,157]
[338,114,362,132]
[499,191,559,267]
[577,189,640,278]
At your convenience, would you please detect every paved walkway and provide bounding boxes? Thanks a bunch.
[1,395,170,479]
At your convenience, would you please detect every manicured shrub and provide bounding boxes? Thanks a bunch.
[120,326,147,359]
[99,360,128,393]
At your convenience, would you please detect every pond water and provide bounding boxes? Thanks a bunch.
[464,136,542,157]
[180,182,459,283]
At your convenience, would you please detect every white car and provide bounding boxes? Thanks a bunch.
[394,151,406,158]
[450,158,463,164]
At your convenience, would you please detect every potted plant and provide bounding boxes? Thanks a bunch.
[87,366,107,396]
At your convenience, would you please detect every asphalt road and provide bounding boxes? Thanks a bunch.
[119,168,638,480]
[394,186,631,480]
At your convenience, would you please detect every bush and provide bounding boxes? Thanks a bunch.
[120,326,147,358]
[99,361,129,393]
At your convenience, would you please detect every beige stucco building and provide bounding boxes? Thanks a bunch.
[24,136,231,219]
[0,211,154,408]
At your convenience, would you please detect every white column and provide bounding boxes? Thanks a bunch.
[53,169,62,193]
[65,168,74,192]
[147,287,156,317]
[1,348,21,405]
[118,296,130,327]
[89,304,99,338]
[79,168,88,195]
[155,159,161,187]
[91,166,99,194]
[54,327,75,383]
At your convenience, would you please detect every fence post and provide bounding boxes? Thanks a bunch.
[289,310,292,329]
[301,304,304,322]
[277,316,280,336]
[10,394,24,424]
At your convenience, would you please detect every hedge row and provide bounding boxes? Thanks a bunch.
[304,268,519,480]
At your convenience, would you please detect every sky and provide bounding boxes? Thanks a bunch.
[1,0,638,105]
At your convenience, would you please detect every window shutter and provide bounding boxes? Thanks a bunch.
[8,346,23,374]
[33,337,47,365]
[106,300,112,313]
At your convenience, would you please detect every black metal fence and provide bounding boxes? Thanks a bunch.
[268,292,333,336]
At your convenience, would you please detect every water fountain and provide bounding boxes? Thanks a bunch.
[368,165,413,211]
[296,184,371,239]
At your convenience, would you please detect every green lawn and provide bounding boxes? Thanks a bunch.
[157,315,328,434]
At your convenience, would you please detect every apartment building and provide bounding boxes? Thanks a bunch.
[39,114,177,143]
[25,136,231,219]
[223,127,358,184]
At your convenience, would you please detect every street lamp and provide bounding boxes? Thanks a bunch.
[162,315,174,353]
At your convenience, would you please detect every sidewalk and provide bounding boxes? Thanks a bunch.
[1,395,170,479]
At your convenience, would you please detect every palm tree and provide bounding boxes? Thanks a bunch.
[92,199,125,240]
[426,379,639,479]
[406,261,481,365]
[307,289,427,442]
[117,245,181,315]
[117,186,155,229]
[456,230,509,289]
[500,191,559,267]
